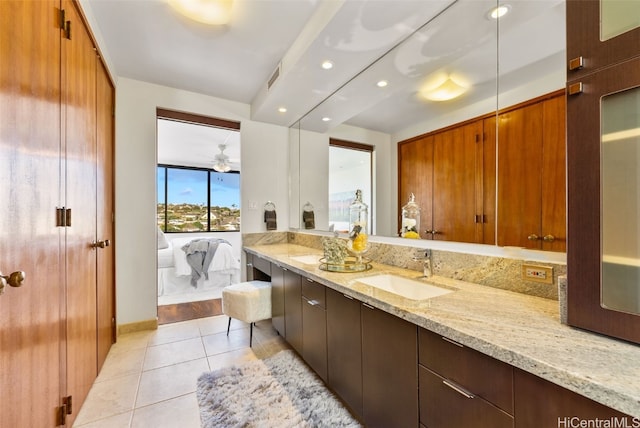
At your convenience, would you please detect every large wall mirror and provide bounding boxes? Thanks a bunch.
[290,0,566,253]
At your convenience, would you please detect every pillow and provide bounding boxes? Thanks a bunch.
[157,226,169,249]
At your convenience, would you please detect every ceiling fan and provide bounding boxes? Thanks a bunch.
[213,144,231,172]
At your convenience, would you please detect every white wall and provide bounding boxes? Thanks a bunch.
[115,78,289,325]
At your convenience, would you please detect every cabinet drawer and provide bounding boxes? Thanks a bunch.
[419,365,514,428]
[419,328,513,414]
[252,255,271,276]
[301,276,325,307]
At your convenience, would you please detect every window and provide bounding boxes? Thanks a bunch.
[328,139,373,233]
[157,165,240,232]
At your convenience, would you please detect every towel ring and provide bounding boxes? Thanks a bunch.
[303,201,314,211]
[264,201,276,211]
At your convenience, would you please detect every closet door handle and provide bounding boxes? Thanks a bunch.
[0,271,26,294]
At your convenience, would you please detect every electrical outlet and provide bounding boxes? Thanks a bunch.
[522,264,553,284]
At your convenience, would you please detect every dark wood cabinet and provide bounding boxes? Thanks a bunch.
[514,369,630,427]
[419,366,513,428]
[301,277,327,382]
[566,0,640,80]
[566,0,640,344]
[362,303,418,428]
[326,288,363,418]
[270,263,286,336]
[283,268,303,354]
[418,328,514,428]
[497,92,566,251]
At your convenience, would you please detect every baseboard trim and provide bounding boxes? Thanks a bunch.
[117,318,158,335]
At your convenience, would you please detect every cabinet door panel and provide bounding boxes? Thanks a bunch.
[433,121,481,243]
[96,60,116,372]
[514,369,630,427]
[567,57,640,344]
[481,116,497,244]
[326,288,363,418]
[0,2,63,426]
[302,296,327,382]
[420,366,514,428]
[497,103,544,248]
[541,95,566,252]
[566,0,640,80]
[284,269,302,354]
[63,1,98,423]
[399,136,433,238]
[270,264,285,336]
[362,304,418,428]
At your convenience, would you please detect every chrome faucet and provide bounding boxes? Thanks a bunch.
[413,249,433,278]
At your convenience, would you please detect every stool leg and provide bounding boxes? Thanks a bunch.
[226,317,231,336]
[249,323,253,347]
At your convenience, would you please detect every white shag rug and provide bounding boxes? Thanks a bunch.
[196,350,361,428]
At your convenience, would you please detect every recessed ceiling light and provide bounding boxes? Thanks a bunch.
[322,117,331,122]
[278,107,287,113]
[489,4,510,19]
[321,61,334,70]
[377,80,388,88]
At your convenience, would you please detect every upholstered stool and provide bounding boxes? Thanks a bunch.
[222,280,272,347]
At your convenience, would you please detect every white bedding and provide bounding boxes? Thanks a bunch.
[157,237,240,304]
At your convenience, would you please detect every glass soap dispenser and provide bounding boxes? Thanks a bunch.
[348,189,369,259]
[400,193,421,239]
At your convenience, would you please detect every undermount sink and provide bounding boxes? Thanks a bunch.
[355,274,453,300]
[289,255,321,266]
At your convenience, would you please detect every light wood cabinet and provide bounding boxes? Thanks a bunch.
[0,2,115,426]
[497,92,566,251]
[398,118,493,244]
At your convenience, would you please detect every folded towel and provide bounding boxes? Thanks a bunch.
[303,210,315,229]
[265,209,277,231]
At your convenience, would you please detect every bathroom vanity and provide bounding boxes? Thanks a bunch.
[245,244,638,427]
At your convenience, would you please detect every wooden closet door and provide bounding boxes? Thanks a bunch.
[0,1,64,426]
[433,121,482,243]
[398,136,433,238]
[62,0,98,423]
[541,95,566,252]
[96,60,115,370]
[497,103,544,248]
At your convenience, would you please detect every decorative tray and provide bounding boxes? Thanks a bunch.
[319,256,372,273]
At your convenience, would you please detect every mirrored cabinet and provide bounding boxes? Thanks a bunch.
[567,0,640,344]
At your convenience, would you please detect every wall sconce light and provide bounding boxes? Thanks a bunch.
[168,0,234,25]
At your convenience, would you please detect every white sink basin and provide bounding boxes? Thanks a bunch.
[355,274,453,300]
[289,255,321,266]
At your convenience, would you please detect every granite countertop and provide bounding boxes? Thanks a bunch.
[244,243,640,417]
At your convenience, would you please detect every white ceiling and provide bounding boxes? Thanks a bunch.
[83,0,565,169]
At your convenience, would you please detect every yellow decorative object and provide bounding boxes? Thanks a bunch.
[403,231,420,239]
[352,233,368,252]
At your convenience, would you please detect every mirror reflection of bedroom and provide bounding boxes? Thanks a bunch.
[156,109,242,324]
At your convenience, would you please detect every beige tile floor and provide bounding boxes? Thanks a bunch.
[73,315,289,428]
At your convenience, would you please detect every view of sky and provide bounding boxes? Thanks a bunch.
[157,167,240,207]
